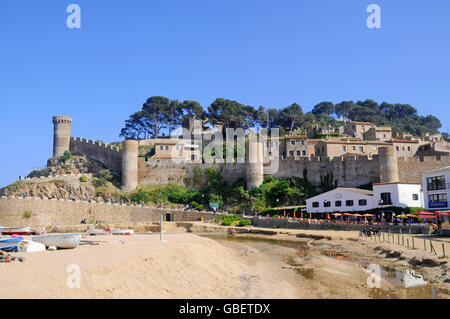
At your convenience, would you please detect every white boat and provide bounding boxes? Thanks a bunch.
[32,233,82,249]
[111,229,134,236]
[0,226,31,235]
[86,227,111,236]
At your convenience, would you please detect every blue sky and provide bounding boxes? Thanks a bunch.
[0,0,449,187]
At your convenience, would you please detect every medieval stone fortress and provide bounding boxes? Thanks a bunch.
[52,115,450,193]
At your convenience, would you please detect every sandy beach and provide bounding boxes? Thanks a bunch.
[1,226,448,299]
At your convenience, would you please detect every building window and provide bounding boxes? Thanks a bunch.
[407,146,411,151]
[427,176,446,191]
[359,199,367,206]
[324,201,331,207]
[301,140,305,145]
[269,151,272,156]
[322,146,325,152]
[352,146,356,151]
[380,192,392,205]
[428,193,448,208]
[165,145,169,150]
[383,134,387,138]
[396,146,400,151]
[302,150,306,156]
[335,200,342,207]
[342,146,347,152]
[312,202,319,208]
[160,145,163,150]
[373,146,377,150]
[289,151,294,156]
[412,194,419,201]
[359,146,364,152]
[346,200,354,207]
[290,140,295,145]
[402,147,405,151]
[296,151,301,156]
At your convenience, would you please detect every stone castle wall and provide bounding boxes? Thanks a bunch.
[272,155,381,187]
[70,137,123,174]
[398,155,450,183]
[138,158,247,186]
[0,197,216,229]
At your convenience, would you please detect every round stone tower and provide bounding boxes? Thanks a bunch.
[52,116,72,158]
[246,136,264,190]
[378,146,399,183]
[121,139,139,192]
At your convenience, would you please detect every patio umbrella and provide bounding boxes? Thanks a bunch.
[406,214,419,218]
[352,214,362,217]
[397,215,409,219]
[332,213,342,217]
[342,213,353,216]
[362,214,376,217]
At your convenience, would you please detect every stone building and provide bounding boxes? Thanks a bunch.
[314,137,391,158]
[343,121,376,139]
[363,126,392,142]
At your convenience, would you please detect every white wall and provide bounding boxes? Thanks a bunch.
[373,184,423,208]
[306,189,375,213]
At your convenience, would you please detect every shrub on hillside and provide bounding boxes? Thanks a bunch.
[60,151,72,163]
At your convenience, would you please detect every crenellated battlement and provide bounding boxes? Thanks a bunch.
[69,136,123,173]
[70,137,121,152]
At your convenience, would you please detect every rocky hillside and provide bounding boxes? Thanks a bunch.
[0,156,125,203]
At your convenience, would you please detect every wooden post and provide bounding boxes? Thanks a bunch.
[443,243,446,258]
[412,237,415,250]
[430,240,436,254]
[407,238,409,248]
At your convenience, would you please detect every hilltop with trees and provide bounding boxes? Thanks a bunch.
[120,96,442,139]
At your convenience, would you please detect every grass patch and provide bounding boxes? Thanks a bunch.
[23,210,32,219]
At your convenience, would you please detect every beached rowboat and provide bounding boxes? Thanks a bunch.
[111,229,134,236]
[86,228,111,236]
[0,226,31,235]
[0,237,24,251]
[32,233,82,249]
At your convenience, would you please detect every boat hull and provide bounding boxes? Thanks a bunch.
[32,234,82,249]
[0,237,24,251]
[111,229,134,236]
[1,226,31,235]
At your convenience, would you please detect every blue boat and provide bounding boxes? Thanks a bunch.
[0,237,24,252]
